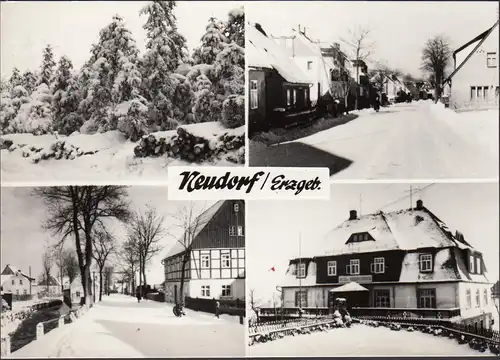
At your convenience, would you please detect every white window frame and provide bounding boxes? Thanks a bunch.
[201,285,211,297]
[250,80,258,109]
[419,254,433,273]
[484,289,488,305]
[466,288,472,309]
[307,61,313,70]
[229,226,236,236]
[221,285,231,297]
[349,259,360,275]
[292,89,297,105]
[297,263,306,278]
[327,261,337,276]
[469,255,475,274]
[487,52,497,68]
[419,288,436,309]
[374,290,390,308]
[304,89,308,104]
[475,289,481,308]
[475,257,480,274]
[221,253,230,269]
[286,89,291,106]
[201,254,211,269]
[237,225,244,236]
[371,257,385,274]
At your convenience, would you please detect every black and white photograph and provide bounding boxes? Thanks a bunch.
[247,1,499,180]
[246,183,499,356]
[0,186,245,357]
[0,1,245,184]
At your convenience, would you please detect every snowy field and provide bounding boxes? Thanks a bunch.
[1,122,244,184]
[248,324,495,356]
[253,101,498,179]
[10,294,245,357]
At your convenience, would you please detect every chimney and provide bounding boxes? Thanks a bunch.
[416,200,423,210]
[349,210,358,220]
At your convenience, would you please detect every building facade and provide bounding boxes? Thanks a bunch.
[162,200,246,304]
[445,20,499,110]
[37,275,61,297]
[278,200,494,329]
[1,265,35,296]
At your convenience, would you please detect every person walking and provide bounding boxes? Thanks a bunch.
[136,289,141,303]
[215,300,220,319]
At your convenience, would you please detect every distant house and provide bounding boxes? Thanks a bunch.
[162,200,245,305]
[37,275,61,297]
[443,20,499,110]
[278,200,494,329]
[1,264,35,296]
[63,275,83,303]
[247,22,313,133]
[404,82,420,100]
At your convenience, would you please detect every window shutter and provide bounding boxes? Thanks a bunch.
[370,263,375,273]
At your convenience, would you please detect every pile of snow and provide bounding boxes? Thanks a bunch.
[1,305,33,341]
[133,122,245,164]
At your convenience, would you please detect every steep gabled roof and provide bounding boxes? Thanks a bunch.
[163,201,226,259]
[320,205,472,256]
[38,275,60,286]
[1,264,35,281]
[247,22,312,85]
[443,20,499,85]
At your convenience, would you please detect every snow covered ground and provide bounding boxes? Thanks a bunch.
[1,122,244,184]
[252,101,498,179]
[10,294,244,357]
[248,324,495,356]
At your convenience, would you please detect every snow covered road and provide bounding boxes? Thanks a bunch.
[10,294,245,357]
[248,324,494,356]
[252,102,498,179]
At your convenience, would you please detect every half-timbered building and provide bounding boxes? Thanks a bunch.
[162,200,245,304]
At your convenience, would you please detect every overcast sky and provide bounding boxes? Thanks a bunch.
[1,1,244,78]
[247,183,499,305]
[0,186,213,285]
[247,1,498,77]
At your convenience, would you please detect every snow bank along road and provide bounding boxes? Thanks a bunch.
[10,294,244,358]
[254,102,498,180]
[248,324,493,356]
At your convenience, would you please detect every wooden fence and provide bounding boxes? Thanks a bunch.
[185,297,245,317]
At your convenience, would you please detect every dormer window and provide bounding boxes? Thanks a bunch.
[234,203,239,213]
[419,254,433,273]
[297,263,306,278]
[346,232,374,244]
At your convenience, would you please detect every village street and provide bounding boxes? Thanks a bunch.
[251,102,499,180]
[9,294,245,358]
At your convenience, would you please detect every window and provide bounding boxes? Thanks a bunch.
[23,289,27,295]
[16,290,19,295]
[475,257,480,274]
[469,255,475,273]
[76,291,81,298]
[346,232,373,244]
[374,290,390,307]
[221,254,230,268]
[292,89,297,105]
[466,288,472,308]
[307,61,313,70]
[487,52,497,67]
[418,289,436,308]
[222,285,231,297]
[250,80,258,109]
[11,280,14,285]
[304,89,308,104]
[19,279,23,285]
[201,254,211,269]
[286,89,291,106]
[297,263,306,278]
[237,226,244,236]
[349,259,360,275]
[229,226,236,236]
[419,254,433,273]
[484,289,489,305]
[201,285,211,297]
[476,289,480,308]
[234,203,240,213]
[327,261,337,276]
[371,257,385,274]
[295,290,307,307]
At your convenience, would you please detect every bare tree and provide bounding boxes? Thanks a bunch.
[92,226,116,301]
[63,250,79,291]
[127,206,166,296]
[420,35,451,102]
[41,248,53,295]
[104,266,113,295]
[248,289,260,324]
[167,202,209,313]
[341,26,375,110]
[53,245,67,294]
[33,186,131,306]
[120,238,140,294]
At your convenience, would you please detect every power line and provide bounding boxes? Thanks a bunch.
[376,183,436,212]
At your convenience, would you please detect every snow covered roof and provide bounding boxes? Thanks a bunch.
[329,282,369,292]
[1,264,34,281]
[247,23,312,85]
[320,203,473,256]
[279,261,318,288]
[38,275,60,286]
[163,200,225,259]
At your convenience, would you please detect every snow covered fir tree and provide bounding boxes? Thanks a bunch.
[0,1,245,181]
